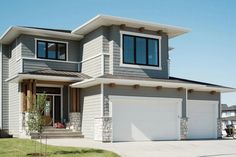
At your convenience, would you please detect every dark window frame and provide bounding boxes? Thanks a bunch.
[37,40,67,61]
[122,34,160,67]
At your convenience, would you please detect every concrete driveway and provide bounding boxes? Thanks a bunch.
[44,139,236,157]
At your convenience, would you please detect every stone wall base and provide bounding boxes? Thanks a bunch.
[67,112,81,131]
[217,118,222,138]
[94,117,112,142]
[180,117,188,140]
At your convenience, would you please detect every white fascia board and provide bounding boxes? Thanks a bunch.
[0,26,83,44]
[6,74,83,83]
[71,77,235,93]
[70,78,97,88]
[72,14,191,38]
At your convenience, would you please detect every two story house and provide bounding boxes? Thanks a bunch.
[0,15,235,142]
[222,104,236,128]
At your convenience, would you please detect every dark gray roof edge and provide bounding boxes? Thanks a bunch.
[20,26,72,33]
[19,69,91,79]
[169,76,234,89]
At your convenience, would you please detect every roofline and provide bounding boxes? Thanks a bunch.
[1,15,191,44]
[70,77,235,92]
[72,14,191,38]
[0,26,83,44]
[6,73,83,83]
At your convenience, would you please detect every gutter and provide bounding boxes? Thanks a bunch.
[70,77,236,93]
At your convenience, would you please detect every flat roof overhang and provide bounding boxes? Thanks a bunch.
[6,74,83,83]
[72,15,191,38]
[0,26,83,44]
[70,77,236,93]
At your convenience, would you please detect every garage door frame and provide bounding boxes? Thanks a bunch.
[110,96,182,141]
[187,100,219,139]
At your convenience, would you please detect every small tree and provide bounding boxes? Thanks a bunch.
[26,94,48,156]
[27,94,47,135]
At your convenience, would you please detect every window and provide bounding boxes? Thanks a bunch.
[122,34,160,67]
[37,40,67,60]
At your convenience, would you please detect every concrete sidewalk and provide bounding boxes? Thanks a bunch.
[43,139,236,157]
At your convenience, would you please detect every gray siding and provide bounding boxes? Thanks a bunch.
[80,85,101,139]
[23,58,79,72]
[2,45,9,130]
[188,91,221,117]
[104,25,169,79]
[104,85,185,117]
[9,42,22,78]
[80,27,104,77]
[81,56,102,77]
[104,55,110,74]
[19,34,81,72]
[79,28,103,60]
[8,82,20,136]
[19,35,81,62]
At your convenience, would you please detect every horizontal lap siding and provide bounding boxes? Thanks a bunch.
[108,25,169,79]
[2,45,9,130]
[9,43,22,78]
[20,35,81,62]
[20,34,81,72]
[80,85,101,139]
[9,83,20,136]
[104,55,110,74]
[23,59,78,72]
[80,28,104,77]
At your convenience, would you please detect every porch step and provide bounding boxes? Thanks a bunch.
[30,127,84,139]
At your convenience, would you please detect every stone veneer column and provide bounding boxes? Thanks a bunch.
[180,117,188,140]
[217,118,222,138]
[68,112,81,131]
[94,117,112,142]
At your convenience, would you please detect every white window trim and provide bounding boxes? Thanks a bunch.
[34,38,69,61]
[120,31,162,70]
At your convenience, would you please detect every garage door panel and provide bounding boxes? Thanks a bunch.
[187,100,218,139]
[112,97,181,141]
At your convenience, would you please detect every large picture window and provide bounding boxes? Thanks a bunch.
[123,34,160,67]
[37,40,67,61]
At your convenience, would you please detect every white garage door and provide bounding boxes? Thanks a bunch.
[187,100,218,139]
[111,96,182,142]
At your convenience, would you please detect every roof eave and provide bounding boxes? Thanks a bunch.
[72,14,191,38]
[0,26,83,44]
[70,77,235,93]
[6,73,84,83]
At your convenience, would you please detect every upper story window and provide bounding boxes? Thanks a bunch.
[121,32,161,68]
[37,40,67,61]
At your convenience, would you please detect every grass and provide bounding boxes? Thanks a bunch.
[0,138,121,157]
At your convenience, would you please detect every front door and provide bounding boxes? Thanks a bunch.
[36,86,62,126]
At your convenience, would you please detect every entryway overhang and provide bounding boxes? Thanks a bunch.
[6,74,83,83]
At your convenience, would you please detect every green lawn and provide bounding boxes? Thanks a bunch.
[0,138,121,157]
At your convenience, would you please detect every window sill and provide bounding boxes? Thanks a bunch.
[119,63,162,70]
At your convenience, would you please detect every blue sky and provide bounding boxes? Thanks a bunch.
[0,0,235,105]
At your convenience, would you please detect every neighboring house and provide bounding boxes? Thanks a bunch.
[0,15,235,142]
[221,104,236,128]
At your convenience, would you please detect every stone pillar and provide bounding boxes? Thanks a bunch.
[180,117,188,140]
[217,118,222,138]
[68,112,81,131]
[94,117,112,142]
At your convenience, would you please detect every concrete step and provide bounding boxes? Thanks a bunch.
[30,127,84,139]
[31,133,84,139]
